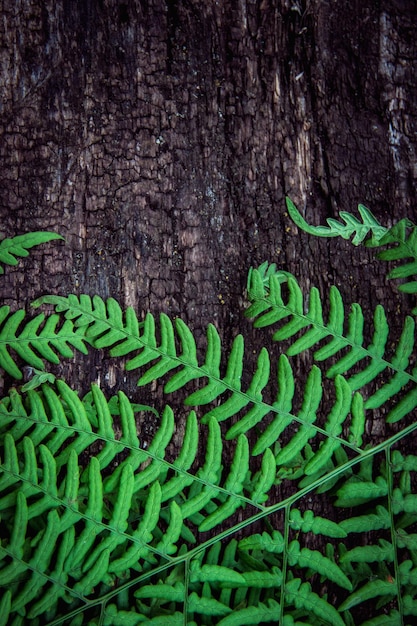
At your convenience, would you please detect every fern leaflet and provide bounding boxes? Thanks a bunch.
[0,231,63,274]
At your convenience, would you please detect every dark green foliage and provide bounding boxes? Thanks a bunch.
[287,197,417,313]
[1,216,417,625]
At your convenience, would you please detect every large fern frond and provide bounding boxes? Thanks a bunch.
[31,294,368,479]
[0,380,369,625]
[0,232,63,274]
[246,266,417,423]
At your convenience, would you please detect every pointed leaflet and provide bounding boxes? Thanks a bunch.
[272,365,322,464]
[339,579,397,611]
[287,540,352,590]
[10,509,62,614]
[0,492,29,586]
[161,410,199,502]
[0,232,63,273]
[304,375,352,476]
[81,463,135,573]
[179,417,222,520]
[109,482,162,574]
[65,456,104,574]
[216,599,281,626]
[27,527,75,619]
[288,508,347,538]
[285,578,345,626]
[198,434,250,532]
[249,353,295,455]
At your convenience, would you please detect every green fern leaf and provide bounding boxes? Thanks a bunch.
[273,365,322,465]
[359,611,402,626]
[339,578,397,611]
[9,509,62,614]
[32,294,363,478]
[190,563,247,585]
[286,197,388,246]
[304,375,352,476]
[336,476,388,507]
[340,539,394,564]
[0,231,63,273]
[288,508,347,538]
[134,581,185,603]
[198,434,250,532]
[216,599,281,625]
[226,352,288,443]
[288,540,352,591]
[287,199,417,309]
[238,530,285,554]
[340,505,391,534]
[104,603,149,625]
[0,306,89,378]
[246,266,417,422]
[250,447,276,504]
[187,591,232,616]
[109,482,162,574]
[349,391,366,447]
[0,590,11,626]
[285,577,345,626]
[27,526,74,618]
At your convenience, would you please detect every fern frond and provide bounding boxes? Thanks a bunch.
[32,294,363,478]
[288,508,347,538]
[0,306,89,378]
[0,231,63,274]
[2,378,310,622]
[246,266,417,422]
[286,197,388,246]
[216,599,281,625]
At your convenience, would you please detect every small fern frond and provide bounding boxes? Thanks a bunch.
[0,231,63,274]
[287,198,417,310]
[246,266,417,422]
[286,197,388,246]
[0,306,90,378]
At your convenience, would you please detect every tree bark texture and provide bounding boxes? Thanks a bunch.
[1,0,416,408]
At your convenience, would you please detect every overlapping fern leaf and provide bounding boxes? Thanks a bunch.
[30,293,369,480]
[287,198,417,312]
[246,264,417,423]
[0,379,365,625]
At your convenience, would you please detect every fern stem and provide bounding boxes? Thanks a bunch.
[386,447,404,625]
[279,504,291,625]
[184,555,191,626]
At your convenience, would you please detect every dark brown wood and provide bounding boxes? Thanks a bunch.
[1,0,416,406]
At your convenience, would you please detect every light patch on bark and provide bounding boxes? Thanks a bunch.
[379,11,415,205]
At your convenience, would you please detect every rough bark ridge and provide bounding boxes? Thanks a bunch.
[1,0,416,397]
